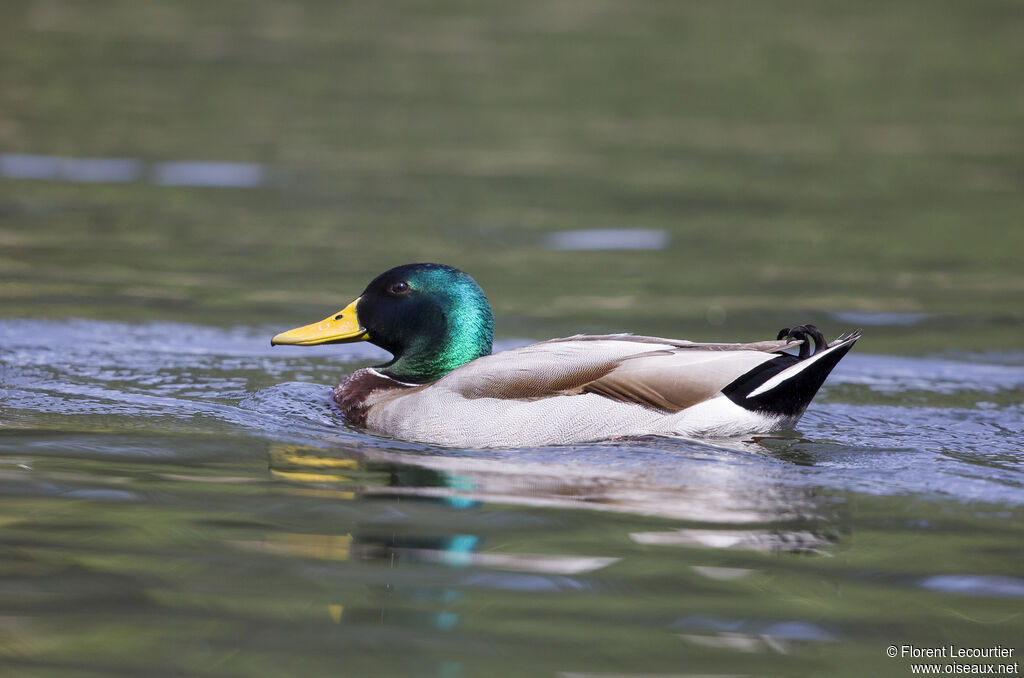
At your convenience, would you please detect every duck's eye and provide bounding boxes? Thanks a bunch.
[388,281,410,296]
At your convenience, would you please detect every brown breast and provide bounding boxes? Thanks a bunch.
[333,368,417,427]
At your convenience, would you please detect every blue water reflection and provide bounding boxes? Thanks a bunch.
[0,153,266,188]
[544,228,670,251]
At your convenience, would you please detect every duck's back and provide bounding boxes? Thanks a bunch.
[350,333,857,447]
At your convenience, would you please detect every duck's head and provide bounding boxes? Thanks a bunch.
[271,263,494,384]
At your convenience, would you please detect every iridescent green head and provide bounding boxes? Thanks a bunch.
[272,263,494,384]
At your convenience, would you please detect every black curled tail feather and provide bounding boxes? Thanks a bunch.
[776,324,826,359]
[722,330,860,418]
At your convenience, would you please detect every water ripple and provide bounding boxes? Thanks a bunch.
[2,318,1023,506]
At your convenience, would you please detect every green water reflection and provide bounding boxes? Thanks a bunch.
[1,437,1021,677]
[1,0,1022,352]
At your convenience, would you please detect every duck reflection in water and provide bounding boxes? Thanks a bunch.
[254,440,845,559]
[241,441,846,667]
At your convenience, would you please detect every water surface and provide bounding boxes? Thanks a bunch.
[2,1,1023,675]
[2,319,1021,677]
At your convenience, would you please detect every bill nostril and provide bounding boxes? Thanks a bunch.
[334,314,343,320]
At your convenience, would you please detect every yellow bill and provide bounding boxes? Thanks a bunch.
[271,298,369,346]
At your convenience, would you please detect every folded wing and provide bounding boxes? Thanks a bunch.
[439,334,802,411]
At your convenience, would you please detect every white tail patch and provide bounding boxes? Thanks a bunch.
[746,341,848,399]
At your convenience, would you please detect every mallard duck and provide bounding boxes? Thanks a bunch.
[272,263,859,447]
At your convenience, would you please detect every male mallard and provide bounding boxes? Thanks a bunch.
[272,263,859,447]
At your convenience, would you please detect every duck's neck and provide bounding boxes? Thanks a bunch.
[377,295,493,384]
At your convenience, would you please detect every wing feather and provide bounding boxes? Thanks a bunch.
[540,333,800,352]
[584,350,777,411]
[440,336,790,410]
